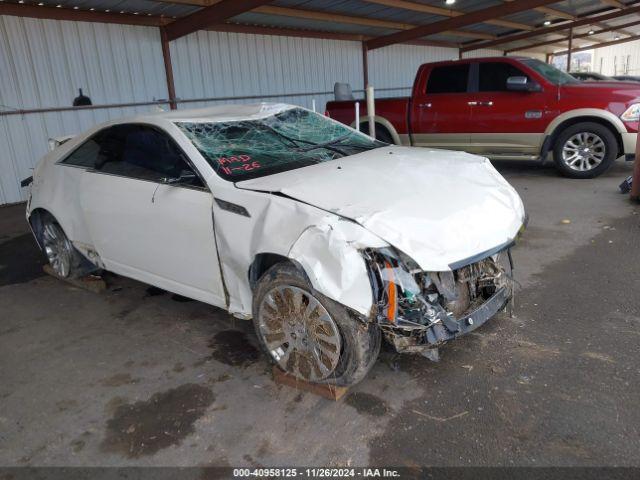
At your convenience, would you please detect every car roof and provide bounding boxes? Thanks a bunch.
[422,56,531,68]
[113,102,297,126]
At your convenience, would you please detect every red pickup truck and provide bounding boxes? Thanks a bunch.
[326,56,640,179]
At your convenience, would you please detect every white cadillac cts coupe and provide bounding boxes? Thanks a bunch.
[26,103,525,386]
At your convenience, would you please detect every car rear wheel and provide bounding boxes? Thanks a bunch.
[553,122,618,179]
[40,215,85,278]
[252,263,380,386]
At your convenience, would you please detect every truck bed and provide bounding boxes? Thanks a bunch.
[325,96,411,135]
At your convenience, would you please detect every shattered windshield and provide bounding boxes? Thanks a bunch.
[175,107,386,181]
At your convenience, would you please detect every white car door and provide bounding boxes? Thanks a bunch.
[78,124,226,307]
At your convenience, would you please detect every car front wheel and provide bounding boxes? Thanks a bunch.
[252,263,380,386]
[553,122,618,179]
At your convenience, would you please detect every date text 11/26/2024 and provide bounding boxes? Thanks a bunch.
[233,468,401,478]
[217,155,262,175]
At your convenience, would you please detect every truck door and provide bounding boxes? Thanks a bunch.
[410,63,473,149]
[465,60,550,158]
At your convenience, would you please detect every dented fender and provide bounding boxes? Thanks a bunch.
[288,217,388,317]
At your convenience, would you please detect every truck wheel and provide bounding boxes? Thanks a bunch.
[374,126,394,144]
[360,122,394,144]
[39,214,86,278]
[552,122,618,178]
[252,262,380,386]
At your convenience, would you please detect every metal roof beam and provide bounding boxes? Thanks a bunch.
[365,0,561,50]
[154,2,496,40]
[461,3,640,52]
[225,5,497,40]
[0,3,459,48]
[163,0,273,41]
[505,18,640,51]
[0,3,167,26]
[211,24,458,47]
[553,32,640,54]
[534,6,575,20]
[600,0,627,7]
[362,0,535,31]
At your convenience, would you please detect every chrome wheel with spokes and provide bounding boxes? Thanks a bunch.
[42,222,73,277]
[257,285,342,382]
[561,132,606,172]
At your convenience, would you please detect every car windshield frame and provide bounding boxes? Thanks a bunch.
[521,58,579,86]
[175,107,387,182]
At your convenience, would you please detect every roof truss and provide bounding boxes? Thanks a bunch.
[461,3,640,52]
[163,0,272,41]
[365,0,563,50]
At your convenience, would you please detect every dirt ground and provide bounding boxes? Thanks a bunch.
[0,159,638,467]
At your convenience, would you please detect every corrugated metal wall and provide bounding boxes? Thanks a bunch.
[0,13,546,205]
[368,43,458,96]
[169,31,363,112]
[0,15,469,205]
[593,39,640,76]
[0,15,168,205]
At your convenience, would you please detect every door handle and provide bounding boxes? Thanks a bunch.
[418,102,432,108]
[479,101,494,106]
[467,101,478,106]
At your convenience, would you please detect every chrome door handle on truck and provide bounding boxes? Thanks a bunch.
[418,103,432,108]
[468,101,478,106]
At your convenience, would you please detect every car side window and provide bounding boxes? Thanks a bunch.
[479,62,531,92]
[61,137,101,168]
[95,124,203,187]
[426,64,470,94]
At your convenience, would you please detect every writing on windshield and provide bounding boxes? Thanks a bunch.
[175,107,386,181]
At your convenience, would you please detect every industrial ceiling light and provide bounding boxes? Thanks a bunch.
[104,8,110,12]
[543,20,551,26]
[614,35,620,40]
[73,5,78,9]
[55,4,62,7]
[38,2,44,4]
[445,0,455,5]
[588,30,595,35]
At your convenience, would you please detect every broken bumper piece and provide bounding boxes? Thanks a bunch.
[365,246,514,360]
[385,286,510,358]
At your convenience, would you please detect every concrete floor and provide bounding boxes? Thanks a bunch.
[0,160,639,467]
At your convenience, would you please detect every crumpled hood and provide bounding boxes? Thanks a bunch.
[237,146,526,271]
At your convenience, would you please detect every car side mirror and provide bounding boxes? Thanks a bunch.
[162,169,197,185]
[507,76,542,92]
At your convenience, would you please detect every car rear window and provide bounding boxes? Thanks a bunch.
[426,64,470,94]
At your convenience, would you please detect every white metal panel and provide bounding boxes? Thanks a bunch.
[368,43,458,96]
[0,15,168,204]
[593,39,640,75]
[170,31,363,112]
[0,15,475,205]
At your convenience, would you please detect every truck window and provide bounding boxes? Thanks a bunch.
[479,62,530,92]
[426,64,470,94]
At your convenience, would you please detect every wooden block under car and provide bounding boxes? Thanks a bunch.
[43,265,107,294]
[272,365,348,401]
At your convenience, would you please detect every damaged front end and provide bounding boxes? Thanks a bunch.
[363,247,513,361]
